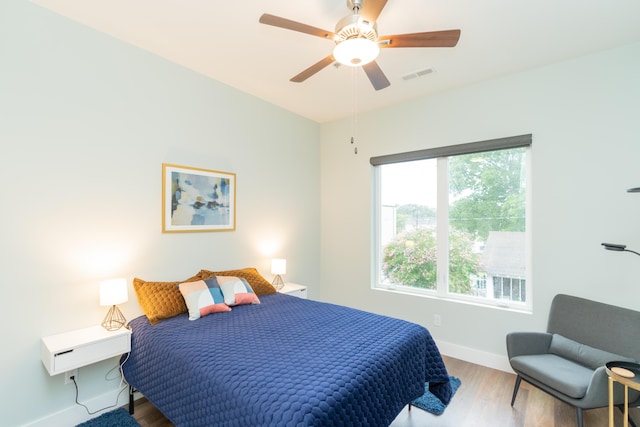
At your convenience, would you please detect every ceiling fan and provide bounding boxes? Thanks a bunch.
[259,0,461,91]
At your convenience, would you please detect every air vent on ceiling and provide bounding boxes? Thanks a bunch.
[402,68,434,81]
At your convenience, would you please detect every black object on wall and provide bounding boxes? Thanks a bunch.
[601,243,640,257]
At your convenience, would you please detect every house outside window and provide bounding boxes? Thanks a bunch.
[482,231,526,302]
[371,135,532,311]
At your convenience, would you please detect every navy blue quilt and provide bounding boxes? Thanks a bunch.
[123,293,450,426]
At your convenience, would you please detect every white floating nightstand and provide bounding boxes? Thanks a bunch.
[279,282,307,299]
[41,325,131,376]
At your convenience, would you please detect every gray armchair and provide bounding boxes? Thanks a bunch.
[507,294,640,427]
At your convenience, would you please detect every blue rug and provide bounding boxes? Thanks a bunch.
[412,376,461,415]
[76,408,140,427]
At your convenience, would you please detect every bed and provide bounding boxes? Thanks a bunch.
[123,288,451,426]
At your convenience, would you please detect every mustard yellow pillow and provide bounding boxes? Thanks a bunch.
[198,267,276,297]
[133,275,200,324]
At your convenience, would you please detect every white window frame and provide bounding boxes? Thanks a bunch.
[371,135,532,312]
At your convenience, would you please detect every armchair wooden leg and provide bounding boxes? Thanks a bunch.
[511,375,522,406]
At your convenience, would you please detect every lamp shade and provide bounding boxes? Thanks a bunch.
[100,278,128,306]
[601,242,640,257]
[333,38,380,67]
[602,243,627,251]
[271,259,287,275]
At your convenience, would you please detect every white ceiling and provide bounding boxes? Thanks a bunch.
[32,0,640,123]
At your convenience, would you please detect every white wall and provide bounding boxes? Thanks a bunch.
[0,1,319,426]
[3,0,639,424]
[320,42,640,370]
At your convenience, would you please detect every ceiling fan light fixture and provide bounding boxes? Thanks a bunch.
[333,38,380,66]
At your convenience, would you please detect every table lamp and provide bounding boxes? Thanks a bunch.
[100,278,128,331]
[271,259,286,291]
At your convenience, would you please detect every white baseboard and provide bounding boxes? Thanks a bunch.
[22,387,137,427]
[435,339,514,374]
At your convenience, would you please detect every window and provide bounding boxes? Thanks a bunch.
[371,135,531,310]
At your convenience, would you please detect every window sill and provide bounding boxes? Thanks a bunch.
[373,286,533,314]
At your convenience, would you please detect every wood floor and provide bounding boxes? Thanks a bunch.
[130,355,638,427]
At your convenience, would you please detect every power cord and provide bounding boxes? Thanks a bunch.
[71,353,131,415]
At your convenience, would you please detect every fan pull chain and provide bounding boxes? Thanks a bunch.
[351,66,358,155]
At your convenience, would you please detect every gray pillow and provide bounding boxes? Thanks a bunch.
[549,334,636,370]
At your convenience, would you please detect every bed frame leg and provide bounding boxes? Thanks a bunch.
[128,385,135,415]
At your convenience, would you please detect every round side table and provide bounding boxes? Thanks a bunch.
[606,361,640,427]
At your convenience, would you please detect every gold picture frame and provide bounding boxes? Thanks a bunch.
[162,163,236,232]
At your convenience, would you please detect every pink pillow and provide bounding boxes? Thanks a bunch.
[218,276,260,306]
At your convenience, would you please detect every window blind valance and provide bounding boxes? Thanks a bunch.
[369,134,532,166]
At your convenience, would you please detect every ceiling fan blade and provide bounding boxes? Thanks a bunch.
[379,29,461,48]
[290,55,336,83]
[362,61,390,91]
[259,13,336,40]
[359,0,388,24]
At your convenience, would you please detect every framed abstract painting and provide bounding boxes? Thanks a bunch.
[162,164,236,232]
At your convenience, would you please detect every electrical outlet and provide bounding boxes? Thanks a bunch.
[433,314,442,326]
[64,369,78,385]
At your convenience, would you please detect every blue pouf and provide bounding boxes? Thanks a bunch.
[411,376,461,415]
[76,408,141,427]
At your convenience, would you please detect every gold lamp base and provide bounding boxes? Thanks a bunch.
[272,275,285,291]
[102,305,126,331]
